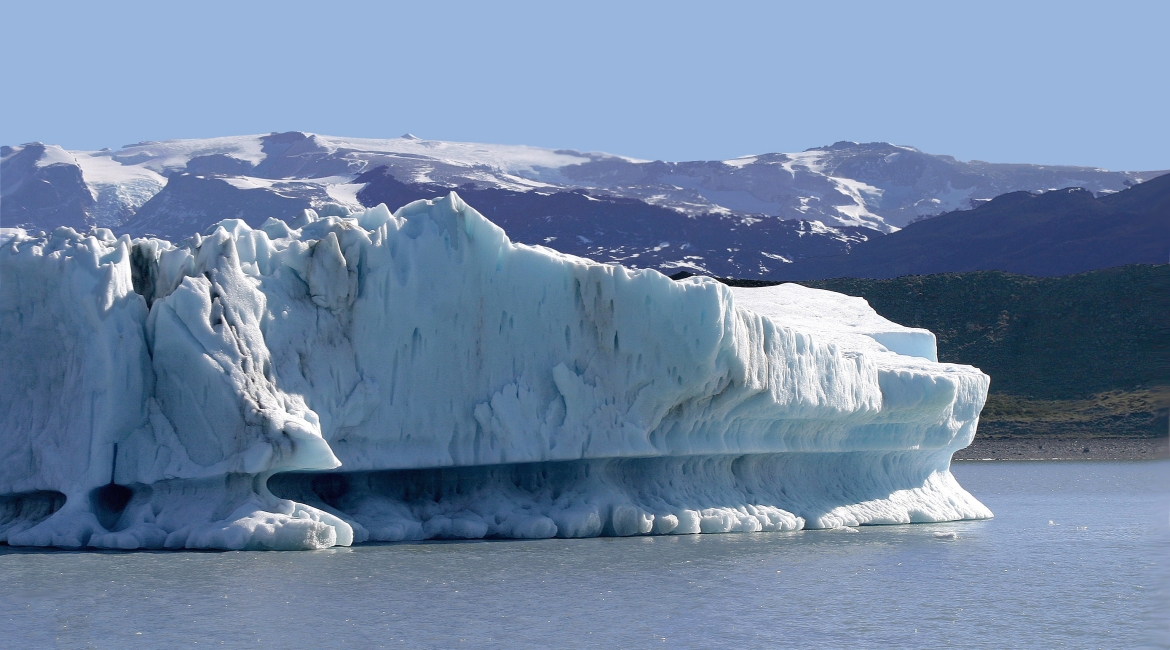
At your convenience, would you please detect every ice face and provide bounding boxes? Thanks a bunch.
[0,194,991,550]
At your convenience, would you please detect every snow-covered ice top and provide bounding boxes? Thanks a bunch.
[731,283,938,362]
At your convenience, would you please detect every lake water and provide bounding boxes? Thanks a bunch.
[2,460,1167,649]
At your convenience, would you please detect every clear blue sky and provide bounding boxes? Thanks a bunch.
[3,0,1167,170]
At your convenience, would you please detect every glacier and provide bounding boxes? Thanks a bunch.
[0,193,991,550]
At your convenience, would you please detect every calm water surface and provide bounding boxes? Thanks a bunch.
[2,461,1167,648]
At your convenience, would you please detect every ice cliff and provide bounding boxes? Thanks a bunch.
[0,194,991,550]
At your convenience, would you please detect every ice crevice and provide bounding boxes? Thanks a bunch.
[0,193,991,550]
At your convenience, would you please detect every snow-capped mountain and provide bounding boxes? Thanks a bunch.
[2,133,623,231]
[2,132,1163,278]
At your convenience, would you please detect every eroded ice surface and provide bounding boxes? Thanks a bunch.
[0,194,991,550]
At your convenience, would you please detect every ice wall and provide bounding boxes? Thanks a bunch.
[0,194,991,550]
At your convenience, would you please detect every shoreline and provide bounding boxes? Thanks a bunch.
[952,435,1169,461]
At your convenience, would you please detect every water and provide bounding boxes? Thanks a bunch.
[2,461,1167,648]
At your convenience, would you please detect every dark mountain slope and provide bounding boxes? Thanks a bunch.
[799,266,1168,399]
[0,144,93,231]
[775,173,1170,280]
[127,173,317,239]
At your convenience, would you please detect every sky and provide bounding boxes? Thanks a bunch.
[3,0,1167,170]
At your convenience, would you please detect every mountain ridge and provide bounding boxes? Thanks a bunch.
[774,172,1170,280]
[2,132,1165,278]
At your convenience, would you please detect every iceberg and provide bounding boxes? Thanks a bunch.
[0,194,991,550]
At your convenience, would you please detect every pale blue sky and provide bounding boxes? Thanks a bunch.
[3,0,1167,170]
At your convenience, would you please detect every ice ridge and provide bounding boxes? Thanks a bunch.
[0,194,991,550]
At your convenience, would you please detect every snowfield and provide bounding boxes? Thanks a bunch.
[0,195,991,550]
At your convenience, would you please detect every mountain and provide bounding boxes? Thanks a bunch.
[350,168,876,277]
[2,132,1164,278]
[0,143,94,230]
[550,140,1161,231]
[775,172,1170,280]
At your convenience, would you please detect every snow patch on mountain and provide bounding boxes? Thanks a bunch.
[828,177,888,231]
[70,153,168,227]
[30,144,78,168]
[779,150,829,176]
[108,135,268,173]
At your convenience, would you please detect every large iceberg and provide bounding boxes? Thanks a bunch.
[0,194,991,550]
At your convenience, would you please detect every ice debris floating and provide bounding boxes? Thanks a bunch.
[0,193,992,550]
